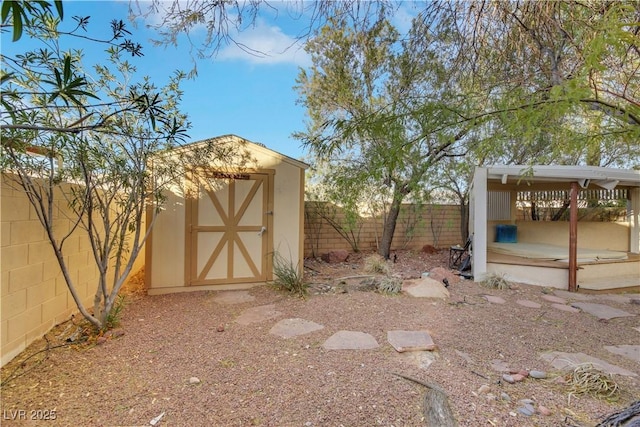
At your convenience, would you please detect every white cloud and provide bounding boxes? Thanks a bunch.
[217,19,311,67]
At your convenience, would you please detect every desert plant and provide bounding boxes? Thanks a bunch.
[481,272,511,290]
[377,277,402,295]
[566,363,620,403]
[272,251,307,297]
[364,254,390,275]
[104,295,126,331]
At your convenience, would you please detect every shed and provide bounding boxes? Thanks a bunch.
[145,135,308,294]
[470,165,640,292]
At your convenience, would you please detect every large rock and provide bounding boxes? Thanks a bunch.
[321,250,349,264]
[403,277,450,299]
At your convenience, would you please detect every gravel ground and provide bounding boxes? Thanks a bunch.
[1,250,639,427]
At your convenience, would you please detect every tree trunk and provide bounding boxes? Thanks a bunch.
[458,199,469,243]
[379,190,406,259]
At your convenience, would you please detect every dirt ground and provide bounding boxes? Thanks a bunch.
[1,249,639,426]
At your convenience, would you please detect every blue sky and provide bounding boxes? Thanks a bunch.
[3,1,416,160]
[1,1,313,159]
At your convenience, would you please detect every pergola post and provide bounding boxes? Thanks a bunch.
[568,181,578,292]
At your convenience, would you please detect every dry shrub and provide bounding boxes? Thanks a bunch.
[364,254,390,275]
[481,272,511,290]
[566,363,620,403]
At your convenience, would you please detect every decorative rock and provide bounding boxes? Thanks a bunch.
[502,374,515,384]
[96,336,107,345]
[321,250,349,263]
[538,405,552,416]
[529,370,547,379]
[511,374,526,382]
[477,384,491,395]
[517,406,534,416]
[402,278,450,299]
[189,377,201,385]
[486,393,497,401]
[500,392,511,402]
[519,399,535,405]
[216,324,225,332]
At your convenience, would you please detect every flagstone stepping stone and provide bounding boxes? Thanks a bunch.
[570,302,635,320]
[604,345,640,363]
[322,331,379,350]
[542,295,567,304]
[553,290,592,301]
[269,318,324,339]
[213,291,255,304]
[387,330,436,352]
[396,350,437,370]
[517,299,542,309]
[540,351,638,377]
[551,303,581,313]
[403,277,450,299]
[483,295,506,304]
[599,294,634,304]
[235,304,282,325]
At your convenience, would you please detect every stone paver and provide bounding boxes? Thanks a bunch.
[570,302,635,320]
[484,295,506,304]
[387,330,436,352]
[540,351,638,377]
[323,331,379,350]
[402,277,450,299]
[598,294,634,304]
[269,318,324,339]
[213,290,255,304]
[235,304,282,325]
[604,345,640,364]
[396,350,437,370]
[553,290,592,301]
[551,303,580,313]
[542,295,567,304]
[516,299,542,309]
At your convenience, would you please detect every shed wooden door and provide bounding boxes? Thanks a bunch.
[186,171,273,286]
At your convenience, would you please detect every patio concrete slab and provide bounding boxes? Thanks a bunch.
[540,351,638,377]
[235,304,282,325]
[402,278,450,299]
[387,330,436,352]
[604,345,640,364]
[570,302,635,320]
[322,331,379,350]
[213,291,256,304]
[269,318,324,339]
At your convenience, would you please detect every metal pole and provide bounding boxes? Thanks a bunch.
[568,182,578,292]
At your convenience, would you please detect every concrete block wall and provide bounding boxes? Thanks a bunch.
[1,174,143,366]
[304,202,463,257]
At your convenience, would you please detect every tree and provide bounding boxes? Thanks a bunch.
[421,0,640,168]
[295,16,477,258]
[1,1,250,330]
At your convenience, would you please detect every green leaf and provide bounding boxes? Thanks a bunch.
[54,0,62,20]
[12,2,22,41]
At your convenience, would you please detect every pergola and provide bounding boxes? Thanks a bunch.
[470,165,640,291]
